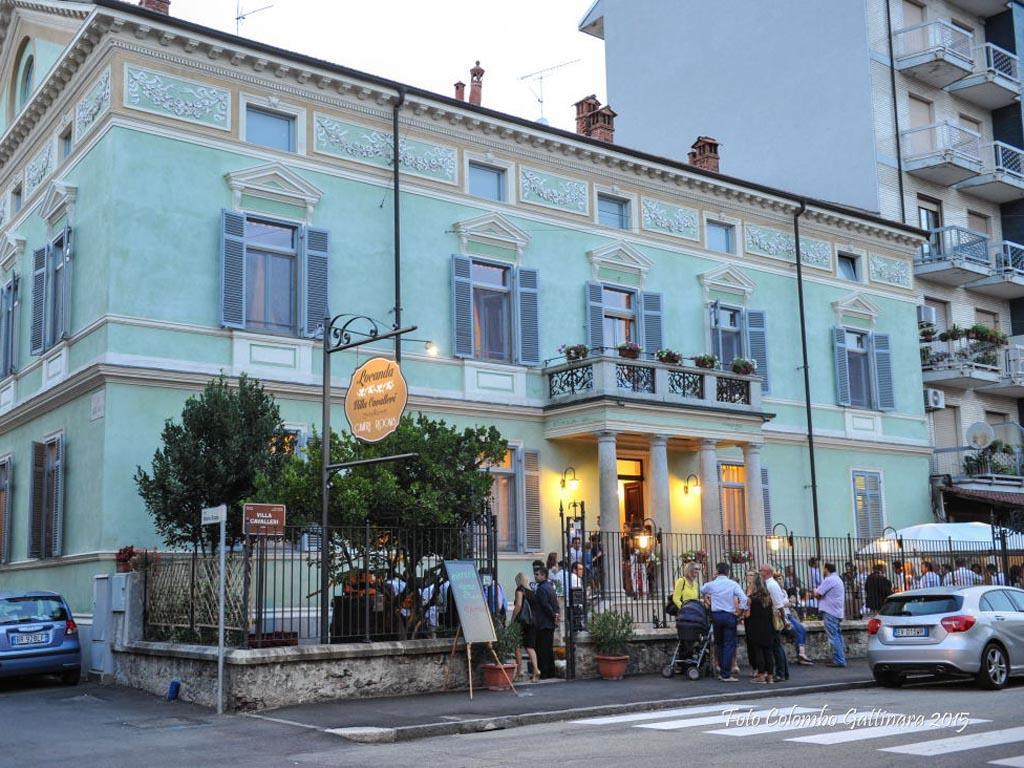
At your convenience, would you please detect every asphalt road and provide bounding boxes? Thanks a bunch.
[2,675,1023,767]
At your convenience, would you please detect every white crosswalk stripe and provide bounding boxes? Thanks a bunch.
[571,702,756,726]
[637,707,819,731]
[790,718,990,745]
[989,757,1024,767]
[881,726,1024,756]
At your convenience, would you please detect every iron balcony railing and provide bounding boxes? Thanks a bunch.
[931,445,1024,478]
[545,354,760,409]
[902,122,982,163]
[994,240,1024,277]
[921,335,1003,372]
[893,19,974,64]
[982,141,1024,179]
[976,42,1021,83]
[917,225,991,266]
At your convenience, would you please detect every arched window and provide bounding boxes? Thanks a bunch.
[18,55,34,110]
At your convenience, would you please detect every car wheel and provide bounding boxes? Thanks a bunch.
[872,668,902,688]
[60,669,80,686]
[976,643,1009,691]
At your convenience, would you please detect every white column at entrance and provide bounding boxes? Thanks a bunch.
[699,439,722,535]
[650,435,671,533]
[743,443,766,536]
[597,431,619,531]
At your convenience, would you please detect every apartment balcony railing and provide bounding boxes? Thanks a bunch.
[544,354,762,412]
[957,142,1024,203]
[932,445,1024,482]
[966,240,1024,299]
[978,345,1024,397]
[893,20,975,87]
[921,335,1002,389]
[915,225,993,287]
[946,43,1022,109]
[903,122,983,185]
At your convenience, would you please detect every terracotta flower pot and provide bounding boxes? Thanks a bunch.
[481,662,518,691]
[595,654,629,680]
[115,561,131,573]
[618,348,640,360]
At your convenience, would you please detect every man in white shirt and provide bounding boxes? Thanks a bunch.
[700,562,748,682]
[952,559,981,587]
[917,561,941,589]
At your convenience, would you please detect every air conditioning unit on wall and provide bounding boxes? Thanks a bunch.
[924,388,945,411]
[917,305,937,328]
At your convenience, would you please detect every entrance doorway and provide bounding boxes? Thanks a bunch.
[617,458,645,530]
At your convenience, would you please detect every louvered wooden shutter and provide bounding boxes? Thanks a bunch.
[586,281,604,352]
[746,309,769,393]
[640,291,663,356]
[761,466,772,532]
[524,449,541,551]
[854,471,883,539]
[709,302,722,362]
[29,441,45,558]
[451,255,473,357]
[0,457,11,564]
[221,210,246,329]
[57,224,72,342]
[50,435,64,557]
[303,226,330,338]
[0,279,12,376]
[871,332,895,411]
[833,327,851,406]
[30,246,47,355]
[516,267,540,366]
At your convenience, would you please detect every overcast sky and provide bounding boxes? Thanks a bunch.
[166,0,606,132]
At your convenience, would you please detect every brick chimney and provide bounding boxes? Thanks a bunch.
[688,136,720,173]
[468,61,484,106]
[138,0,171,13]
[454,81,466,101]
[573,95,616,143]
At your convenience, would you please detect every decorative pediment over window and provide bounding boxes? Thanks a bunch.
[453,212,530,259]
[0,232,25,273]
[587,240,653,284]
[832,292,880,327]
[39,181,77,227]
[698,263,756,303]
[225,162,323,222]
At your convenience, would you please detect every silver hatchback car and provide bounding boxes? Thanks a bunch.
[867,586,1024,690]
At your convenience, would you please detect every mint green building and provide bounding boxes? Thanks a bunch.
[0,0,932,613]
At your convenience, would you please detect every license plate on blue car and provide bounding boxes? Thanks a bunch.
[12,632,47,645]
[894,627,928,638]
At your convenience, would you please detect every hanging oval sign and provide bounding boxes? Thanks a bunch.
[344,356,408,443]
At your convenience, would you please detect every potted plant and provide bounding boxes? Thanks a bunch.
[730,357,757,376]
[617,341,642,359]
[481,620,521,691]
[559,343,590,362]
[115,545,136,573]
[728,549,752,565]
[655,348,682,365]
[589,610,633,680]
[693,353,718,369]
[681,549,707,565]
[919,326,937,343]
[938,324,964,343]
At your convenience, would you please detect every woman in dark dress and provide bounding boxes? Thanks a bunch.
[511,572,539,682]
[745,573,777,683]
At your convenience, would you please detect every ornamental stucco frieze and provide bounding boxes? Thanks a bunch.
[74,68,111,140]
[519,168,588,214]
[313,113,456,182]
[868,254,911,288]
[124,65,230,129]
[744,224,832,270]
[640,198,698,239]
[24,142,54,199]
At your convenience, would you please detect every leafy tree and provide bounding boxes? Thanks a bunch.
[135,374,288,552]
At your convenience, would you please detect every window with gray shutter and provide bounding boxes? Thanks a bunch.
[517,267,540,366]
[852,470,883,539]
[761,466,772,532]
[30,246,47,356]
[585,282,605,352]
[56,224,72,344]
[451,254,473,357]
[745,309,769,393]
[833,327,851,406]
[871,332,895,411]
[50,434,64,558]
[303,227,330,338]
[0,276,16,377]
[29,435,64,560]
[640,291,663,356]
[221,210,246,329]
[524,449,541,551]
[0,457,11,564]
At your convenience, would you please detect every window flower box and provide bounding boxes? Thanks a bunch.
[655,348,682,365]
[617,341,642,359]
[730,357,757,376]
[559,343,590,362]
[693,354,718,369]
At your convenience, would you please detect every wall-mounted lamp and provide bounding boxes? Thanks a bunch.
[767,522,794,552]
[560,467,580,494]
[424,341,439,357]
[683,473,701,495]
[877,525,903,553]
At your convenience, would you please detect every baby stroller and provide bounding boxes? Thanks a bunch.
[662,599,713,680]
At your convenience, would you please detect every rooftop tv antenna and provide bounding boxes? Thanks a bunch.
[519,59,581,125]
[236,1,274,35]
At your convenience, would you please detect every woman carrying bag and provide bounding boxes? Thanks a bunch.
[511,572,539,682]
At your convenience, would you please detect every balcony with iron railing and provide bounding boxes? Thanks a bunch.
[892,19,975,87]
[932,444,1024,486]
[978,344,1024,397]
[957,142,1024,204]
[946,43,1021,109]
[544,353,763,414]
[915,224,993,286]
[964,239,1024,298]
[920,334,1002,389]
[902,122,983,185]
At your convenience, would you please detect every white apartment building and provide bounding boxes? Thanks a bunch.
[583,0,1024,521]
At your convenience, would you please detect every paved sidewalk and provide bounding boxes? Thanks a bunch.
[258,659,874,742]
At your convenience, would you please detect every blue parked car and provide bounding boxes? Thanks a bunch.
[0,591,81,685]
